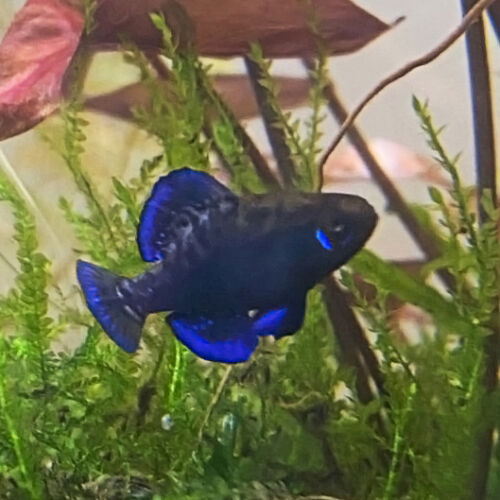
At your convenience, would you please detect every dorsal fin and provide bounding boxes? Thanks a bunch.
[138,167,238,262]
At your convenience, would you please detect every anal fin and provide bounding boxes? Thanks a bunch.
[167,297,306,363]
[167,313,257,363]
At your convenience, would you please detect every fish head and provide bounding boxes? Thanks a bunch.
[313,193,378,266]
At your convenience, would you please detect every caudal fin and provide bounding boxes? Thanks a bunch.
[76,260,145,353]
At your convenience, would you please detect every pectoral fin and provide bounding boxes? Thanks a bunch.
[254,298,306,339]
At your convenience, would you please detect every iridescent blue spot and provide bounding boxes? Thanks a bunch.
[316,228,333,250]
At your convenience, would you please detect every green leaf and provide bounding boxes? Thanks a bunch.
[350,250,485,337]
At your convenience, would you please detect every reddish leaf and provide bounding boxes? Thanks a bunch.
[85,74,311,120]
[0,0,84,140]
[0,0,390,140]
[90,0,391,57]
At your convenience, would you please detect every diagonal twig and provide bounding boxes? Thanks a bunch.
[320,0,498,161]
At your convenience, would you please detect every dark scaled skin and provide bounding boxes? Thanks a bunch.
[77,167,378,363]
[130,192,378,316]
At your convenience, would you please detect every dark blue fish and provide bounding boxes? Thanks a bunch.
[77,167,377,363]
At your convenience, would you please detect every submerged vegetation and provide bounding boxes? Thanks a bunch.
[0,9,499,500]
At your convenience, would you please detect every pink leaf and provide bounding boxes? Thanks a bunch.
[323,138,449,186]
[0,0,84,140]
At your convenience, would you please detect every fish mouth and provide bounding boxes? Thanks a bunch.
[328,194,378,250]
[354,200,378,238]
[335,194,378,234]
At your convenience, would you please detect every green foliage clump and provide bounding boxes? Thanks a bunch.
[0,16,498,500]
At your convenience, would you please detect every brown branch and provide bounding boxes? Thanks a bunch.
[322,80,455,290]
[487,3,500,41]
[461,4,498,223]
[323,277,383,403]
[460,1,499,498]
[320,0,498,162]
[244,56,297,189]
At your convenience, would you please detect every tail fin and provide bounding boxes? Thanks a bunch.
[76,260,145,353]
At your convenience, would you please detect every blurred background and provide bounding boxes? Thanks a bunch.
[0,0,499,292]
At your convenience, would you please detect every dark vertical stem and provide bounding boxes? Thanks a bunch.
[460,1,498,221]
[322,80,456,291]
[323,278,384,403]
[460,2,498,498]
[487,3,500,45]
[244,57,297,189]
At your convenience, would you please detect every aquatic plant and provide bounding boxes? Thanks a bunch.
[0,3,499,500]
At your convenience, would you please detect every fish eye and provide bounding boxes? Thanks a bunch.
[316,228,334,251]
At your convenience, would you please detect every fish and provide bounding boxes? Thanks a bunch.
[77,167,378,363]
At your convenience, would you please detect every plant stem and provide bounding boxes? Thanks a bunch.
[197,365,232,443]
[382,382,416,500]
[198,69,281,190]
[323,82,455,290]
[487,3,500,42]
[302,57,328,191]
[460,1,499,498]
[460,2,498,223]
[0,344,40,499]
[323,277,384,403]
[143,53,236,179]
[244,56,297,189]
[167,340,185,410]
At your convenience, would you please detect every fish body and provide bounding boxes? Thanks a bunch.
[77,167,377,363]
